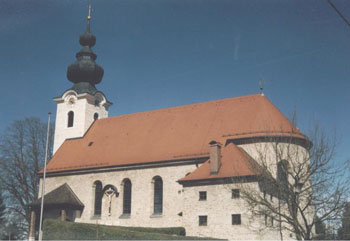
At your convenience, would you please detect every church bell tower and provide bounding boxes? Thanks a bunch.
[53,6,112,153]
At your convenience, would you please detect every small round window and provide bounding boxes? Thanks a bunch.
[94,113,99,120]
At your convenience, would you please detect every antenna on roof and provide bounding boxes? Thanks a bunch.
[259,80,264,96]
[328,0,350,27]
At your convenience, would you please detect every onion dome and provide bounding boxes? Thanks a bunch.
[67,9,104,86]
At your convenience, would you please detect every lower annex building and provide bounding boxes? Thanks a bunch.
[29,11,312,240]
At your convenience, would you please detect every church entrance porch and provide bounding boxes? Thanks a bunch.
[28,183,84,240]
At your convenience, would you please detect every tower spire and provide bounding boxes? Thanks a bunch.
[53,5,111,154]
[66,4,104,92]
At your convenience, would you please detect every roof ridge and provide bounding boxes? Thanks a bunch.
[99,93,263,121]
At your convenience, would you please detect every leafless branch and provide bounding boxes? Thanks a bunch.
[0,118,53,237]
[237,120,349,240]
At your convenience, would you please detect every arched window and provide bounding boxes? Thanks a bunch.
[94,113,99,120]
[277,160,289,189]
[93,181,103,216]
[67,111,74,128]
[122,179,132,215]
[153,176,163,214]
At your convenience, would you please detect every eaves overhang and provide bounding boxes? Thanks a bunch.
[178,175,258,187]
[38,156,208,178]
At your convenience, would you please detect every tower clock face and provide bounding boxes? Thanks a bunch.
[94,96,101,106]
[68,97,76,105]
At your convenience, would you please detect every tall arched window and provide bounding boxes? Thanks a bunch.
[67,111,74,128]
[153,176,163,214]
[93,181,103,216]
[277,160,289,190]
[122,179,132,215]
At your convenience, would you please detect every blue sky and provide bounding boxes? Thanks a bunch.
[0,0,349,161]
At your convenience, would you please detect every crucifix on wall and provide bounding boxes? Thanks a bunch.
[103,185,118,216]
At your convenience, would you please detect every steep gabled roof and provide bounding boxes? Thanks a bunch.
[178,143,261,183]
[45,94,306,173]
[29,183,84,209]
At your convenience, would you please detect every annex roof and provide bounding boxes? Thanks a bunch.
[29,183,84,210]
[45,94,307,173]
[178,142,261,183]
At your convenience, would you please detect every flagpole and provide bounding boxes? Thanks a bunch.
[38,112,51,241]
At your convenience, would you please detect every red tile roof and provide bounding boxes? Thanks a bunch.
[45,94,307,173]
[178,143,261,182]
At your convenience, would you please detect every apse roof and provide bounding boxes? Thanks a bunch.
[178,143,262,183]
[45,94,307,173]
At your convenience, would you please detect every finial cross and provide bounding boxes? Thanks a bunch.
[259,80,264,96]
[88,4,92,20]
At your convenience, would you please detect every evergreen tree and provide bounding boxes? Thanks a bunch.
[0,192,5,226]
[2,222,19,241]
[314,215,326,240]
[338,203,350,240]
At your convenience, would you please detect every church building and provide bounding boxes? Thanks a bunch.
[29,11,311,240]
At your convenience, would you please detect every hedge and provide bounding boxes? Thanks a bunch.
[119,226,186,236]
[42,219,218,240]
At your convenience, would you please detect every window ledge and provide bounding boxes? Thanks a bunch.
[150,214,163,218]
[91,215,101,220]
[119,214,131,219]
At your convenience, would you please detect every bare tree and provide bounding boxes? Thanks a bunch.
[0,118,53,236]
[239,123,350,240]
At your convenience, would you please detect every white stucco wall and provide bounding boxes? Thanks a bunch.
[237,142,313,239]
[41,163,197,228]
[239,142,309,179]
[53,90,109,153]
[182,182,290,240]
[43,137,312,239]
